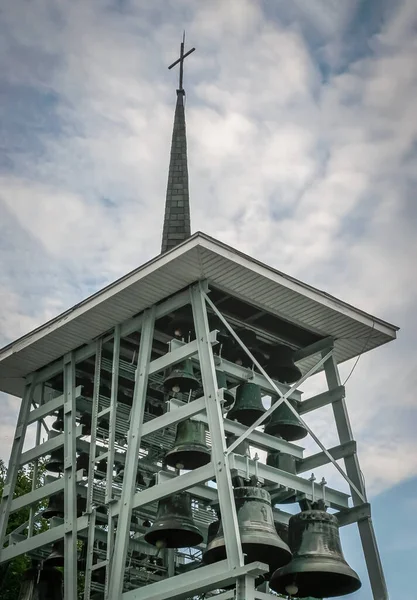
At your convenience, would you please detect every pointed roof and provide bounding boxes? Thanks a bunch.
[161,89,191,253]
[0,232,398,397]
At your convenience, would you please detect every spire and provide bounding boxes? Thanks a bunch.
[161,34,195,254]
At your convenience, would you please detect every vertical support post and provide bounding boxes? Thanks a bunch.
[190,283,244,569]
[323,352,388,600]
[63,352,78,600]
[236,575,256,600]
[107,307,156,600]
[28,383,44,538]
[106,325,121,504]
[0,377,36,547]
[83,339,102,600]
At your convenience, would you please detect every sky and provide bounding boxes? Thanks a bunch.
[0,0,416,597]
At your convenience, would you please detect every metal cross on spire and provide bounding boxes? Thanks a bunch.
[168,31,195,92]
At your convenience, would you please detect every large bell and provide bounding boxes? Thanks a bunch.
[165,420,211,470]
[266,344,302,384]
[163,359,200,394]
[44,540,64,568]
[44,431,64,473]
[42,492,64,520]
[227,382,265,427]
[144,492,203,549]
[269,507,361,598]
[216,369,235,410]
[19,563,63,600]
[204,487,291,574]
[265,397,307,442]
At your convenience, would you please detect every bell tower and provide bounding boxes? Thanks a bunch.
[0,36,396,600]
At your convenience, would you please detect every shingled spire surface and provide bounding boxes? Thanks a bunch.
[161,89,191,253]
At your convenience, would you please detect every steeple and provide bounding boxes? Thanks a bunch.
[161,34,195,254]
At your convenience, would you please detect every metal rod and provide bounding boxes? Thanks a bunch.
[225,350,332,454]
[28,383,44,538]
[63,352,78,600]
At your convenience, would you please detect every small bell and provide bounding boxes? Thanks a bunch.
[165,420,211,470]
[226,382,265,427]
[215,368,235,410]
[78,378,94,398]
[76,452,90,474]
[163,359,200,394]
[269,506,361,597]
[51,410,64,432]
[79,413,92,435]
[266,344,302,384]
[144,492,203,549]
[44,431,64,473]
[204,487,291,575]
[231,330,266,367]
[169,310,195,341]
[95,458,108,479]
[44,540,64,568]
[42,492,65,520]
[265,397,307,442]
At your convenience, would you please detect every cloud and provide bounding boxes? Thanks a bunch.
[0,0,416,511]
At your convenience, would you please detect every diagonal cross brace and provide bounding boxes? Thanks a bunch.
[204,291,366,503]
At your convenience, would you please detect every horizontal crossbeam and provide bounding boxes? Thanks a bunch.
[121,560,269,600]
[297,440,357,473]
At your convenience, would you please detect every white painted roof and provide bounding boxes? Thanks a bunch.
[0,233,398,396]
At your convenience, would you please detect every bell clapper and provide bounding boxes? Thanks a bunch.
[172,384,180,393]
[285,582,298,596]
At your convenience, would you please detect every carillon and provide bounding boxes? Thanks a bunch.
[4,31,393,600]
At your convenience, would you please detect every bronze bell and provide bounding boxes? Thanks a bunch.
[163,359,200,394]
[269,506,361,598]
[51,409,64,432]
[76,452,90,474]
[208,314,234,359]
[44,431,64,473]
[227,382,265,427]
[19,563,63,600]
[215,369,235,410]
[267,451,299,504]
[79,413,92,435]
[265,397,307,442]
[266,344,302,384]
[267,450,297,474]
[169,311,195,341]
[165,419,211,470]
[44,540,64,568]
[96,458,108,479]
[232,330,266,367]
[144,492,203,549]
[42,492,65,520]
[204,487,291,574]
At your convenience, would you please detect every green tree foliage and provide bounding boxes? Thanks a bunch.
[0,458,47,598]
